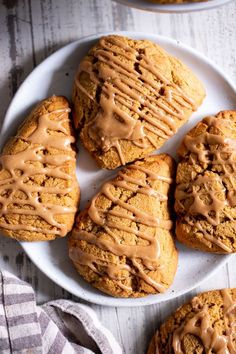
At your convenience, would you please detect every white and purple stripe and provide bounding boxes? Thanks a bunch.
[0,271,122,354]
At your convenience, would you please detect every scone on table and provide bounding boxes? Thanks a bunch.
[175,111,236,253]
[72,35,205,169]
[148,288,236,354]
[0,96,80,241]
[69,154,178,298]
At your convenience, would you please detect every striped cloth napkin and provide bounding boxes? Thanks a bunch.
[0,271,122,354]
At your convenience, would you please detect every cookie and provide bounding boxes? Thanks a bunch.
[175,111,236,253]
[69,154,178,298]
[0,96,80,241]
[72,35,205,169]
[148,288,236,354]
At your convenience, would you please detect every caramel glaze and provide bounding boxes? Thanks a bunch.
[75,36,196,165]
[70,162,173,293]
[175,116,236,253]
[0,108,77,237]
[172,289,236,354]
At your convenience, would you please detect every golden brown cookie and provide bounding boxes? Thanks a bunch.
[175,111,236,254]
[0,96,80,241]
[72,35,205,169]
[147,288,236,354]
[69,154,178,298]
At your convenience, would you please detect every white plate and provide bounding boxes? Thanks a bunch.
[1,32,235,307]
[113,0,232,13]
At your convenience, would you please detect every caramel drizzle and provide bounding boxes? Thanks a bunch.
[0,108,77,236]
[154,331,161,354]
[70,164,173,293]
[175,116,236,252]
[172,289,236,354]
[75,36,196,165]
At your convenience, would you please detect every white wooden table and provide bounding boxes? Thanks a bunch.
[0,1,236,353]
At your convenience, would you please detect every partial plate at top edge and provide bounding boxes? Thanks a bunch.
[112,0,233,13]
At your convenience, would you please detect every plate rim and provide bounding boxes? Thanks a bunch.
[112,0,233,13]
[2,31,235,307]
[20,241,232,307]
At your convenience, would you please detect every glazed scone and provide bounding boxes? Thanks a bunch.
[72,35,205,169]
[0,96,80,241]
[69,154,178,297]
[69,154,178,298]
[148,288,236,354]
[175,111,236,253]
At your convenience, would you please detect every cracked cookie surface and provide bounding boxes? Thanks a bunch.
[148,288,236,354]
[72,35,205,169]
[0,96,80,241]
[175,111,236,253]
[69,154,178,298]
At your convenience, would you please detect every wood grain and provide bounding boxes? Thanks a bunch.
[0,0,236,353]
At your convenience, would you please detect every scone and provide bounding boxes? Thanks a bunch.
[69,154,178,298]
[148,288,236,354]
[0,96,80,241]
[175,111,236,253]
[72,35,205,169]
